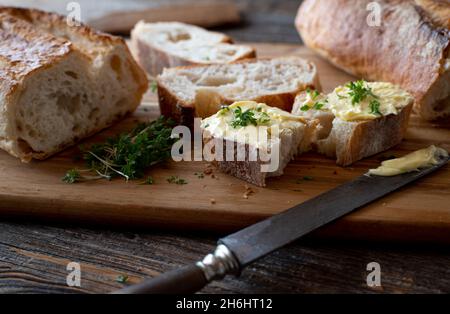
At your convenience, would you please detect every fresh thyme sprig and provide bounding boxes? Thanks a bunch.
[369,99,382,115]
[62,116,176,183]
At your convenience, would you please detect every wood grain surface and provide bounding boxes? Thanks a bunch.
[0,44,449,244]
[1,0,450,294]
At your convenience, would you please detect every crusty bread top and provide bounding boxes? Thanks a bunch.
[296,0,449,119]
[157,57,320,108]
[131,21,255,64]
[0,7,147,103]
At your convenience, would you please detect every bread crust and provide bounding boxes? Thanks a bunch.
[296,0,450,121]
[0,7,148,162]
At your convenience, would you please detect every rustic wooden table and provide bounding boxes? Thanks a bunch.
[1,0,450,294]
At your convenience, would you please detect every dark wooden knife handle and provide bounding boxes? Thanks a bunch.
[113,264,208,294]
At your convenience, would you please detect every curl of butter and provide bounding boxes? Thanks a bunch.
[368,145,449,177]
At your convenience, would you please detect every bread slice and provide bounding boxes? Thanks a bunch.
[292,82,414,166]
[201,101,318,187]
[0,8,148,162]
[157,57,321,126]
[296,0,450,121]
[131,21,256,77]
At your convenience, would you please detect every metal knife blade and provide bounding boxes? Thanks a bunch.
[220,155,450,267]
[115,155,449,294]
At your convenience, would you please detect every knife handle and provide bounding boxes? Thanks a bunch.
[113,264,208,294]
[113,244,240,294]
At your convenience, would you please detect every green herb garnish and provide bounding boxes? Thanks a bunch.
[300,105,310,112]
[313,102,325,110]
[230,106,271,128]
[116,275,129,284]
[306,88,320,100]
[257,112,271,125]
[231,106,258,128]
[195,172,205,179]
[303,175,314,181]
[167,176,188,185]
[346,80,377,105]
[369,100,382,115]
[150,81,158,93]
[62,169,82,183]
[63,116,176,183]
[140,176,154,185]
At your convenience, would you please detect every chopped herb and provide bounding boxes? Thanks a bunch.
[230,106,271,128]
[257,112,271,125]
[150,81,158,94]
[306,87,320,100]
[167,176,188,185]
[346,80,377,105]
[204,124,210,128]
[63,116,176,183]
[300,105,310,112]
[141,176,154,185]
[116,275,129,284]
[218,106,230,115]
[62,169,82,184]
[313,102,325,110]
[369,99,382,115]
[231,106,258,128]
[303,175,314,181]
[195,172,205,179]
[301,101,325,112]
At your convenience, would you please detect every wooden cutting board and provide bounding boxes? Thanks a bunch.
[1,43,449,244]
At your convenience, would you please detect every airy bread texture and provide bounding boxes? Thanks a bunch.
[0,8,148,162]
[131,21,256,77]
[296,0,450,121]
[293,85,414,166]
[157,57,321,126]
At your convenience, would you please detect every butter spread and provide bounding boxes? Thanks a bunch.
[368,145,449,176]
[328,82,413,121]
[201,101,306,148]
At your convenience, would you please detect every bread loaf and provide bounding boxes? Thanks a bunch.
[296,0,450,121]
[0,7,148,162]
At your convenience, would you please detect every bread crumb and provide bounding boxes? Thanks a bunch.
[243,184,255,199]
[210,198,216,204]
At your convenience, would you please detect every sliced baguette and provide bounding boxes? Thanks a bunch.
[201,101,318,187]
[131,21,256,77]
[0,7,148,162]
[157,57,321,126]
[292,82,414,166]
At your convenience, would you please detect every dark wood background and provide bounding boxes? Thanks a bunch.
[1,0,450,294]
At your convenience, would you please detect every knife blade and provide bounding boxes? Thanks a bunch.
[115,155,449,294]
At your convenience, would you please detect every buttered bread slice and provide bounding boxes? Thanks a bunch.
[201,101,318,187]
[293,81,414,166]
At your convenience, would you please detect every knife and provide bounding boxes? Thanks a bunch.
[114,155,449,294]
